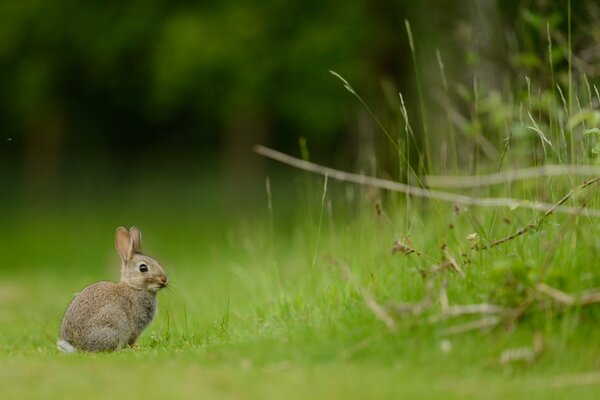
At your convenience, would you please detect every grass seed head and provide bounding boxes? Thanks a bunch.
[392,237,416,255]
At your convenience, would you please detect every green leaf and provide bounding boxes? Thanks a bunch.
[567,110,600,130]
[583,128,600,136]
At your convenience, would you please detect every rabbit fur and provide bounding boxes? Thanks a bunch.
[57,226,168,352]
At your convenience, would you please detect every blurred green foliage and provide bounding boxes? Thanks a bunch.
[0,0,599,167]
[0,0,383,151]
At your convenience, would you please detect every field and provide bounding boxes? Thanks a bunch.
[3,1,600,398]
[1,155,600,399]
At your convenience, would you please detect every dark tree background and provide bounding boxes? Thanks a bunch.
[1,0,598,203]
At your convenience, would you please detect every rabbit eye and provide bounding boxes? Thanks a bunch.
[139,264,148,272]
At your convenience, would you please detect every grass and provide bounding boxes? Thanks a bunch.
[1,160,600,399]
[3,7,600,397]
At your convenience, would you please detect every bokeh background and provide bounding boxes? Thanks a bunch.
[1,0,599,272]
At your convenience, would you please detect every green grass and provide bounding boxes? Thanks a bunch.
[3,9,600,395]
[1,166,600,399]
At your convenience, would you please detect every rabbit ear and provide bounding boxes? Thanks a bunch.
[115,227,134,262]
[129,226,142,252]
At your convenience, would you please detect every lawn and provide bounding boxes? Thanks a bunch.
[1,164,599,399]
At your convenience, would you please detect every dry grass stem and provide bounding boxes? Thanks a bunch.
[375,283,598,336]
[536,283,575,305]
[487,223,538,248]
[487,176,600,248]
[440,316,501,336]
[429,304,510,323]
[442,304,510,317]
[499,333,544,365]
[391,238,440,263]
[391,237,417,255]
[425,164,600,188]
[580,290,600,305]
[500,347,536,364]
[253,145,600,217]
[537,284,600,306]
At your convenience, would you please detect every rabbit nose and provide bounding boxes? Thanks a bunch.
[158,276,168,286]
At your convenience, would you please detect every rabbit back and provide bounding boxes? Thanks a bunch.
[59,281,156,352]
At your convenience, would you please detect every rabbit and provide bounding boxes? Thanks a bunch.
[57,226,168,353]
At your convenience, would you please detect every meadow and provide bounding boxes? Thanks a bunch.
[1,144,600,399]
[2,3,600,397]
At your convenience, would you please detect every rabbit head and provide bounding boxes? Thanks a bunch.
[115,226,168,292]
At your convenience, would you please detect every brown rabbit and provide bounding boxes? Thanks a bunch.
[57,226,168,352]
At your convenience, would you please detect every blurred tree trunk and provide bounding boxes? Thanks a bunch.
[23,103,65,206]
[365,0,426,178]
[222,110,268,209]
[355,108,376,176]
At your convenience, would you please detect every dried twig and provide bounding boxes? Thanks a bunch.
[425,164,600,188]
[487,223,538,248]
[253,145,600,217]
[537,283,600,306]
[580,290,600,305]
[540,176,600,216]
[384,285,599,336]
[440,316,502,336]
[429,303,510,324]
[536,283,575,305]
[499,333,543,365]
[500,347,537,364]
[487,176,600,248]
[435,304,510,319]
